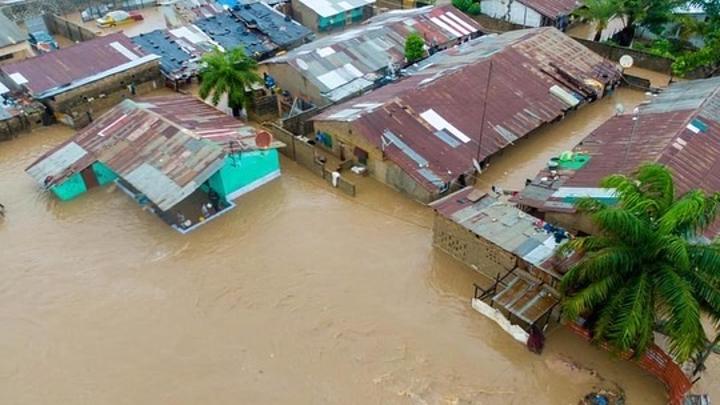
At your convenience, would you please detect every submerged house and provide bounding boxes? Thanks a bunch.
[481,0,580,30]
[515,77,720,236]
[0,32,161,129]
[262,6,482,107]
[26,95,283,233]
[430,187,573,342]
[312,28,622,203]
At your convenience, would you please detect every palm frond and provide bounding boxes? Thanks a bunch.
[655,266,706,362]
[592,207,650,245]
[562,275,621,320]
[659,190,719,237]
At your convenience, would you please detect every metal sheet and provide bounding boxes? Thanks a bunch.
[316,27,621,192]
[1,33,147,95]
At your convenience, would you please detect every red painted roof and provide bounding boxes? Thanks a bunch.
[1,32,148,95]
[518,0,580,18]
[315,28,621,192]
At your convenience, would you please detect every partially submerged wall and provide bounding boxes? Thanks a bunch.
[48,60,162,128]
[0,110,45,141]
[208,150,280,199]
[432,214,517,279]
[44,14,97,42]
[265,123,356,196]
[572,37,674,74]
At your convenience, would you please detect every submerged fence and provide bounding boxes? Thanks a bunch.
[567,322,693,405]
[264,123,356,197]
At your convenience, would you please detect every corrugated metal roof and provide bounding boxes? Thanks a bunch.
[0,12,25,48]
[26,96,278,211]
[194,11,277,57]
[263,6,482,102]
[296,0,374,18]
[517,0,580,18]
[132,26,215,78]
[0,33,151,96]
[430,187,562,270]
[315,27,621,192]
[230,2,312,48]
[515,77,720,236]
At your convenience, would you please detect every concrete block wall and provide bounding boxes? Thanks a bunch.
[0,111,45,141]
[433,214,517,279]
[48,61,162,128]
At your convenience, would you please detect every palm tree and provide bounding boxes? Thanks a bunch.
[199,47,261,117]
[559,163,720,362]
[574,0,619,41]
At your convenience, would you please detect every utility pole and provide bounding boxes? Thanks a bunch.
[475,60,493,167]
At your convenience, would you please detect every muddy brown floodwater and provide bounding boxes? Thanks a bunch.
[474,87,648,193]
[0,87,708,404]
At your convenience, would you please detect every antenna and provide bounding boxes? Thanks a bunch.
[475,60,493,166]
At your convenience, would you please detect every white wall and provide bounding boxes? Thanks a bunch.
[509,2,542,27]
[481,0,543,27]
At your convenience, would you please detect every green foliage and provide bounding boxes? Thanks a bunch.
[199,47,261,115]
[467,2,482,15]
[633,38,677,58]
[404,33,425,63]
[452,0,479,14]
[672,27,720,75]
[560,163,720,362]
[574,0,619,41]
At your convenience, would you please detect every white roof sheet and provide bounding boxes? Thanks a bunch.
[297,0,375,18]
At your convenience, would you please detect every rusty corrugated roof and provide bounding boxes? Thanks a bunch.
[430,187,564,272]
[25,96,275,211]
[515,77,720,235]
[315,28,621,192]
[263,5,482,103]
[1,33,150,96]
[517,0,580,18]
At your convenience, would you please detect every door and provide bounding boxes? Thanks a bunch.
[80,166,99,189]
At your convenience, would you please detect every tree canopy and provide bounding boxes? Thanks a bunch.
[559,163,720,362]
[405,33,426,64]
[199,47,262,117]
[575,0,620,41]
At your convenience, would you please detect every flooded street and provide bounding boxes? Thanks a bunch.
[474,87,648,192]
[0,86,692,404]
[63,6,168,37]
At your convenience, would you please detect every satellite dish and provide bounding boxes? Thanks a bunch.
[619,55,634,68]
[255,131,273,149]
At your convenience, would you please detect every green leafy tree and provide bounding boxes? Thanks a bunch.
[559,163,720,362]
[199,47,261,117]
[467,2,482,15]
[452,0,477,13]
[671,2,720,75]
[405,33,425,63]
[574,0,619,41]
[615,0,686,45]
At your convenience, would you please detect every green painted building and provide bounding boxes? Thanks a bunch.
[27,96,284,233]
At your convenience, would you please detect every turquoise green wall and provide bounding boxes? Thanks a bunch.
[91,161,118,186]
[207,150,280,198]
[51,172,87,201]
[50,161,118,201]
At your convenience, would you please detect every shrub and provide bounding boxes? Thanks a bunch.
[405,32,425,63]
